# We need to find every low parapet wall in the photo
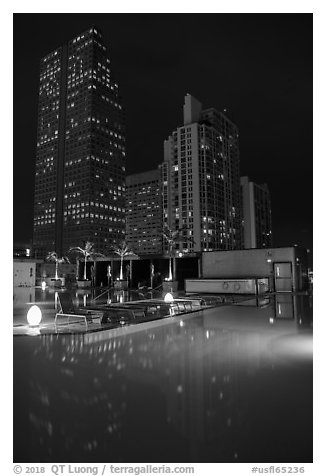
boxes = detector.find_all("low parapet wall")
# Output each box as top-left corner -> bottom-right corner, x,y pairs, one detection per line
185,278 -> 269,295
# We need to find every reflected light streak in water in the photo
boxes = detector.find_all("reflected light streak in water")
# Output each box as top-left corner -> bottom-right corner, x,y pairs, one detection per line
269,334 -> 313,360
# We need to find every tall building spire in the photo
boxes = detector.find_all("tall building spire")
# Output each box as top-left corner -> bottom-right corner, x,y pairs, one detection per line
183,94 -> 202,125
241,176 -> 272,249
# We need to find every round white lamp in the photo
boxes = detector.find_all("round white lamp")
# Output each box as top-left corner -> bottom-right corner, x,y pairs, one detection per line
164,292 -> 174,303
27,305 -> 42,327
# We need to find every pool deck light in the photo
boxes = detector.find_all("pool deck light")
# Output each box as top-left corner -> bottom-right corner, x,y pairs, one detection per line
27,305 -> 42,327
164,292 -> 174,303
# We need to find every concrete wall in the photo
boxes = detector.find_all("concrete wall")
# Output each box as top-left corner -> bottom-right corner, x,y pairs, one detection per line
36,263 -> 77,279
201,247 -> 308,292
202,248 -> 293,277
13,287 -> 36,307
13,261 -> 36,287
186,278 -> 269,294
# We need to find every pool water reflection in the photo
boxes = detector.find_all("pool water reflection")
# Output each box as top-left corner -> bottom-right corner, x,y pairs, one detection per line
13,292 -> 312,463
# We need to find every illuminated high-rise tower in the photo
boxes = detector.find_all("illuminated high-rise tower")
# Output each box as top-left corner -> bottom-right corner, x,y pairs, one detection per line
162,94 -> 242,254
126,169 -> 162,255
33,27 -> 126,258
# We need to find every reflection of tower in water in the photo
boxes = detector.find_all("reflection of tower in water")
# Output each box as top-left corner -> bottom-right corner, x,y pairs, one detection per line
163,320 -> 257,462
20,319 -> 268,462
17,334 -> 128,462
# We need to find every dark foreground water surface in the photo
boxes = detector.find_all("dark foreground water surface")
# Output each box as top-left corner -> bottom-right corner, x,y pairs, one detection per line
13,291 -> 312,463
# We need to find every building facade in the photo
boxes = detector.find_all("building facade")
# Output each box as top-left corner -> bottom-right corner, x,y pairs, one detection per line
33,27 -> 126,258
126,169 -> 162,255
161,94 -> 242,254
241,176 -> 272,248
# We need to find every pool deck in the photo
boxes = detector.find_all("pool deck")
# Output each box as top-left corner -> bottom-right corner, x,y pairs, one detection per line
13,294 -> 251,336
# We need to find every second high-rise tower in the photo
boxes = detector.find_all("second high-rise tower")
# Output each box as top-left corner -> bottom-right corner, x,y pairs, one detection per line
161,94 -> 242,254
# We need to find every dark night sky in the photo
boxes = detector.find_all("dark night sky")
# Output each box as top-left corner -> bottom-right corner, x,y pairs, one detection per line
13,13 -> 312,252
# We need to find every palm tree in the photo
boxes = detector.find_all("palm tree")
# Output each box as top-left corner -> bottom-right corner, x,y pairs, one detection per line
69,241 -> 104,280
46,251 -> 70,280
162,225 -> 194,281
111,240 -> 137,280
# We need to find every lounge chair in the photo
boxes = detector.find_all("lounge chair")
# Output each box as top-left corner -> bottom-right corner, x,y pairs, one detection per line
55,291 -> 102,325
100,304 -> 146,324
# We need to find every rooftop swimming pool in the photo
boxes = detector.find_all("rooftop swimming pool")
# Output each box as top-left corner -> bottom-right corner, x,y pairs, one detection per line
13,287 -> 312,463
